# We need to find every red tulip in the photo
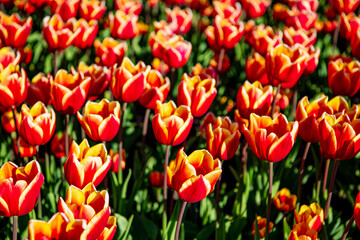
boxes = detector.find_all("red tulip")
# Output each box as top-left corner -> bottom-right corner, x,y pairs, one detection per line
285,9 -> 317,30
94,37 -> 127,67
18,46 -> 32,65
273,3 -> 288,22
351,31 -> 360,60
273,188 -> 297,212
303,46 -> 320,77
245,52 -> 269,85
330,0 -> 360,14
213,1 -> 241,22
289,0 -> 319,11
115,0 -> 143,15
283,27 -> 317,48
0,47 -> 20,71
50,132 -> 71,158
209,52 -> 231,74
252,216 -> 274,238
0,12 -> 32,48
66,18 -> 99,49
295,202 -> 324,232
189,63 -> 217,81
339,13 -> 360,40
0,160 -> 44,217
109,149 -> 126,173
288,223 -> 319,240
109,10 -> 139,40
354,189 -> 360,229
28,213 -> 69,240
240,0 -> 271,19
1,108 -> 20,133
79,0 -> 107,21
165,7 -> 193,35
26,73 -> 52,106
149,171 -> 164,188
48,0 -> 80,21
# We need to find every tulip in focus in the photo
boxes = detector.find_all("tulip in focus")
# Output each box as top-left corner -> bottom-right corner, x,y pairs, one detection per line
150,171 -> 164,188
28,212 -> 69,240
64,139 -> 112,188
288,223 -> 318,240
79,0 -> 107,21
152,101 -> 193,146
66,18 -> 99,49
273,188 -> 297,212
0,12 -> 32,48
167,148 -> 222,202
295,202 -> 324,232
252,216 -> 274,238
0,160 -> 44,217
77,99 -> 121,141
94,37 -> 127,67
48,0 -> 80,21
240,0 -> 271,19
109,10 -> 139,40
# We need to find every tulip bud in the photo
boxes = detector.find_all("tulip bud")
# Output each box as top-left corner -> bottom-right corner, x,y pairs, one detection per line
149,171 -> 164,188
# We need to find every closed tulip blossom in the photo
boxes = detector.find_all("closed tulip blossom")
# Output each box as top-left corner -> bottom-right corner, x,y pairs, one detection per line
26,73 -> 52,106
66,18 -> 99,49
235,81 -> 273,127
152,101 -> 193,146
139,69 -> 170,110
330,0 -> 360,14
285,9 -> 317,30
288,223 -> 318,240
94,37 -> 127,67
19,102 -> 56,146
50,69 -> 91,115
177,73 -> 217,117
115,0 -> 143,15
266,44 -> 309,89
295,202 -> 324,232
0,160 -> 44,217
273,188 -> 297,212
109,149 -> 126,173
0,64 -> 28,110
57,183 -> 116,239
64,139 -> 112,188
241,113 -> 299,162
245,52 -> 269,85
213,1 -> 242,22
240,0 -> 271,19
1,108 -> 20,133
252,216 -> 274,238
209,53 -> 231,74
167,148 -> 222,203
77,99 -> 121,141
351,31 -> 360,61
206,116 -> 241,160
48,0 -> 80,21
0,12 -> 32,48
109,10 -> 139,40
340,13 -> 360,40
42,14 -> 80,52
111,57 -> 150,103
165,7 -> 193,35
205,15 -> 244,52
150,171 -> 164,188
0,47 -> 20,71
283,27 -> 317,48
79,0 -> 107,21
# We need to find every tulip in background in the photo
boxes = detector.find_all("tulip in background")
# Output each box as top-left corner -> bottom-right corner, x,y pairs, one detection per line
51,132 -> 71,159
94,37 -> 127,67
288,223 -> 318,240
14,137 -> 37,158
330,0 -> 360,14
109,10 -> 140,40
339,13 -> 360,40
109,149 -> 126,173
48,0 -> 80,21
245,52 -> 269,85
1,108 -> 20,133
66,18 -> 99,49
115,0 -> 143,15
0,12 -> 32,48
149,171 -> 164,188
273,188 -> 297,212
26,73 -> 52,106
283,27 -> 317,48
295,203 -> 324,232
213,1 -> 242,22
79,0 -> 107,21
252,216 -> 274,239
0,47 -> 20,71
64,139 -> 111,188
165,7 -> 193,35
240,0 -> 270,19
354,190 -> 360,229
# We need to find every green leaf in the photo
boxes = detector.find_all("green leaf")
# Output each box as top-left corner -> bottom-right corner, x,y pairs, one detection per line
254,217 -> 260,240
166,200 -> 182,240
283,218 -> 291,240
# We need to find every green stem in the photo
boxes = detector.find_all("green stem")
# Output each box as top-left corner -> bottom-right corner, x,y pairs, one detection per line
175,201 -> 188,240
265,162 -> 273,240
325,160 -> 339,220
118,102 -> 127,182
65,114 -> 69,158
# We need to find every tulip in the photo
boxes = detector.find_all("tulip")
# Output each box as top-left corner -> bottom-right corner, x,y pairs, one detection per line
245,52 -> 269,85
26,73 -> 52,106
79,0 -> 107,21
18,102 -> 56,146
94,37 -> 127,67
330,0 -> 360,14
189,63 -> 217,80
1,108 -> 20,133
265,44 -> 309,89
273,188 -> 297,212
167,148 -> 222,203
48,0 -> 80,21
245,21 -> 282,56
0,47 -> 20,71
109,10 -> 139,40
77,99 -> 121,141
28,212 -> 69,240
151,58 -> 170,75
51,132 -> 71,158
327,55 -> 360,97
109,149 -> 126,173
322,20 -> 338,34
18,46 -> 32,64
235,81 -> 273,127
64,139 -> 112,188
139,69 -> 170,110
241,113 -> 299,162
303,46 -> 320,77
57,183 -> 116,239
66,18 -> 99,49
285,9 -> 317,30
283,27 -> 317,48
165,7 -> 193,35
288,223 -> 318,240
252,216 -> 274,238
289,0 -> 319,11
74,62 -> 110,100
240,0 -> 271,19
295,202 -> 324,232
0,64 -> 28,110
205,15 -> 244,52
115,0 -> 143,15
354,190 -> 360,229
199,112 -> 218,138
206,116 -> 241,160
272,3 -> 288,22
209,52 -> 231,74
14,137 -> 37,158
111,57 -> 150,103
50,69 -> 91,115
339,13 -> 360,40
0,12 -> 32,48
213,1 -> 242,22
150,171 -> 164,188
0,160 -> 44,217
152,101 -> 193,146
42,14 -> 80,51
351,31 -> 360,60
177,73 -> 217,117
14,0 -> 36,14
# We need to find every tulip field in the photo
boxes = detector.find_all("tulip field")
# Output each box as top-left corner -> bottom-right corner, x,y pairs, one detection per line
3,0 -> 360,239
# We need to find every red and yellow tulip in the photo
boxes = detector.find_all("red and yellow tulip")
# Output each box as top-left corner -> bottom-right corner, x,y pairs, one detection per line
295,202 -> 324,232
79,0 -> 107,21
0,12 -> 32,48
109,10 -> 139,40
94,37 -> 127,67
252,216 -> 274,238
273,188 -> 297,212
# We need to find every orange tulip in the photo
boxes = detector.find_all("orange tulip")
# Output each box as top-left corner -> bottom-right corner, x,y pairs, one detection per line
252,216 -> 274,238
354,189 -> 360,229
330,0 -> 360,14
177,73 -> 217,117
339,13 -> 360,40
50,132 -> 71,158
1,108 -> 20,133
94,37 -> 127,67
295,202 -> 324,232
241,113 -> 299,162
273,188 -> 297,212
0,47 -> 20,71
328,55 -> 360,97
288,223 -> 319,240
0,12 -> 32,48
77,99 -> 121,141
109,10 -> 139,40
57,183 -> 116,239
26,73 -> 52,106
150,171 -> 164,188
152,100 -> 193,146
66,18 -> 99,49
206,116 -> 240,160
50,69 -> 91,115
48,0 -> 80,21
28,212 -> 69,240
64,139 -> 111,188
213,1 -> 242,22
115,0 -> 143,15
139,69 -> 170,110
235,81 -> 273,127
42,14 -> 80,51
109,149 -> 126,173
165,7 -> 193,35
209,52 -> 231,74
167,148 -> 222,203
351,31 -> 360,60
205,15 -> 244,52
79,0 -> 107,21
265,44 -> 308,89
0,64 -> 28,110
14,137 -> 37,158
73,62 -> 110,100
245,52 -> 269,85
0,160 -> 44,217
240,0 -> 271,19
111,57 -> 150,103
283,27 -> 317,48
19,102 -> 56,146
285,9 -> 317,30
